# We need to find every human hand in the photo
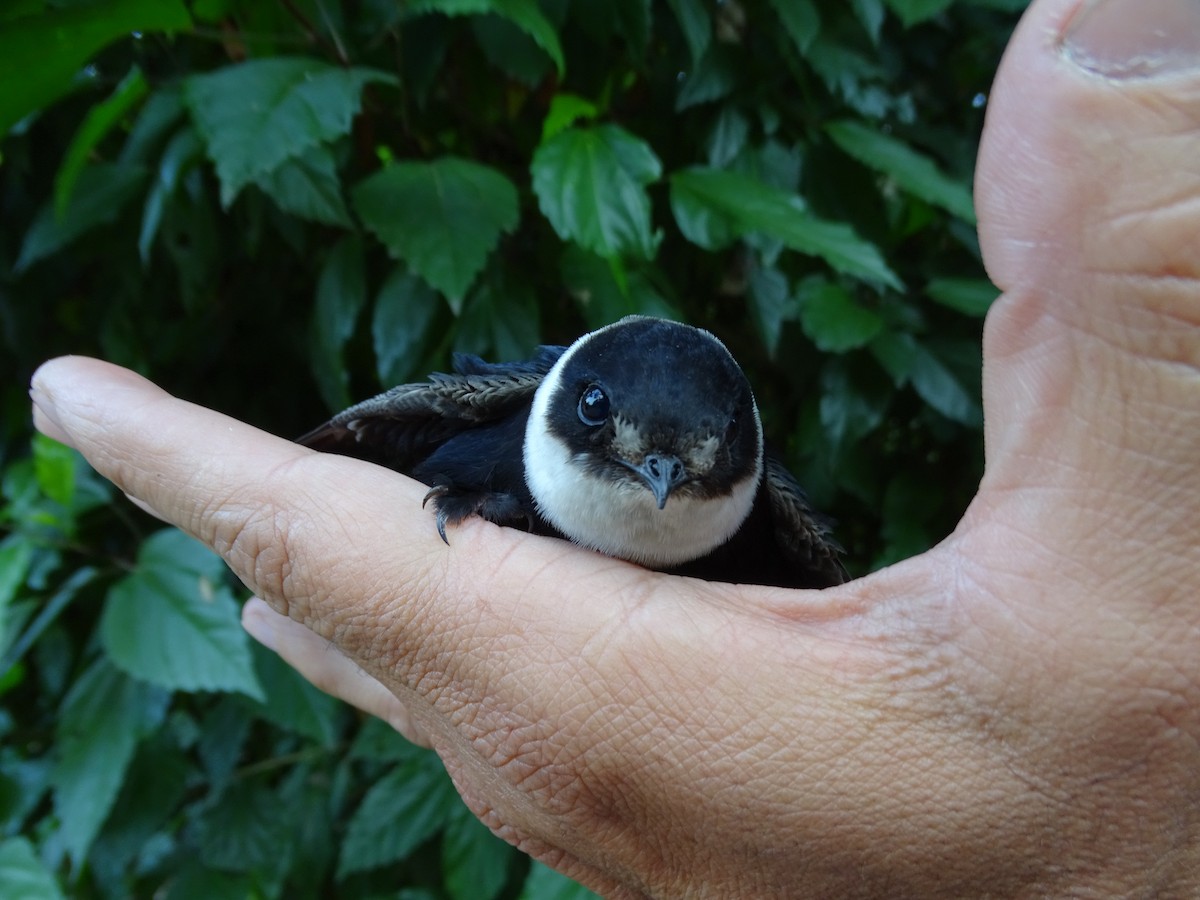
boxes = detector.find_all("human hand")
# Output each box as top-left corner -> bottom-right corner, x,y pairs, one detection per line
29,0 -> 1200,895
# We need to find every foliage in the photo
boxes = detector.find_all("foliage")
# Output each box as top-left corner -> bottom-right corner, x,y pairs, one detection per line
0,0 -> 1025,896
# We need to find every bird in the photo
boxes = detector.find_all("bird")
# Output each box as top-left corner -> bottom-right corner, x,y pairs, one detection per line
297,315 -> 847,589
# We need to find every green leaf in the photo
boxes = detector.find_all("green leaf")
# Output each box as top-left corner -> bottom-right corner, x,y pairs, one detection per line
275,775 -> 336,893
373,268 -> 444,386
884,0 -> 955,27
192,782 -> 295,872
442,801 -> 513,900
253,144 -> 352,227
669,167 -> 902,288
0,537 -> 35,657
453,275 -> 540,361
559,246 -> 675,330
138,125 -> 204,262
675,46 -> 738,111
870,332 -> 982,426
799,281 -> 885,352
248,642 -> 343,745
541,93 -> 599,143
612,0 -> 652,58
925,277 -> 998,317
338,751 -> 459,878
27,435 -> 110,528
519,860 -> 601,899
16,162 -> 148,271
819,358 -> 893,456
55,65 -> 149,217
851,0 -> 886,42
89,737 -> 191,886
162,864 -> 254,900
32,434 -> 76,508
310,235 -> 368,411
196,697 -> 252,789
184,58 -> 397,206
805,38 -> 890,117
52,659 -> 170,867
748,265 -> 790,355
0,747 -> 54,837
0,0 -> 42,23
0,568 -> 97,677
668,175 -> 739,251
119,85 -> 185,166
664,0 -> 711,66
826,120 -> 976,223
768,0 -> 820,54
704,106 -> 750,169
0,836 -> 65,900
354,158 -> 520,302
0,0 -> 191,137
100,529 -> 265,701
879,470 -> 941,564
532,124 -> 662,261
471,14 -> 553,87
409,0 -> 565,76
349,717 -> 427,763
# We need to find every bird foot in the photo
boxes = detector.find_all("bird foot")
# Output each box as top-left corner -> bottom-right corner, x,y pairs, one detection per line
421,485 -> 531,545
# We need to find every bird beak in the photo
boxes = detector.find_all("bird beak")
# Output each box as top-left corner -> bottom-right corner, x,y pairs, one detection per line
631,453 -> 688,509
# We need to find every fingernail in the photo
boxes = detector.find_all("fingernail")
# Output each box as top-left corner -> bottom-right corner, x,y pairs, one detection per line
1064,0 -> 1200,78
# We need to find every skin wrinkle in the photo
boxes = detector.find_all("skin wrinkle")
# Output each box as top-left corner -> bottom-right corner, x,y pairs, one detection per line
938,549 -> 1114,794
208,459 -> 340,601
440,761 -> 627,897
585,614 -> 998,897
1103,177 -> 1200,240
1097,276 -> 1200,369
549,625 -> 786,883
1069,280 -> 1200,373
441,635 -> 611,821
981,298 -> 1081,471
948,567 -> 1200,884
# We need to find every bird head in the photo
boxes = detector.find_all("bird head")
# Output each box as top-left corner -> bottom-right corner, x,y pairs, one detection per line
524,316 -> 764,566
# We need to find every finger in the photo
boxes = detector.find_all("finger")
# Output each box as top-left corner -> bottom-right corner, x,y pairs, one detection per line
30,357 -> 643,892
29,356 -> 960,896
242,598 -> 432,747
969,0 -> 1200,601
978,0 -> 1200,291
31,358 -> 495,631
26,356 -> 730,724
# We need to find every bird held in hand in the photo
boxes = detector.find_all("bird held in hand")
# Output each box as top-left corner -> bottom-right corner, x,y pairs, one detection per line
298,316 -> 846,589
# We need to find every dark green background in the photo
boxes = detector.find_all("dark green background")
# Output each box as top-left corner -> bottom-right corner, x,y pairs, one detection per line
0,0 -> 1025,896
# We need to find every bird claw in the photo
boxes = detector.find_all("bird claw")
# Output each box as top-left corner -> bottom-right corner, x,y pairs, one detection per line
422,484 -> 528,545
422,485 -> 453,544
422,484 -> 449,509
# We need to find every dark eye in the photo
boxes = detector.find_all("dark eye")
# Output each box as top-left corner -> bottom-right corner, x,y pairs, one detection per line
577,384 -> 610,426
724,417 -> 739,444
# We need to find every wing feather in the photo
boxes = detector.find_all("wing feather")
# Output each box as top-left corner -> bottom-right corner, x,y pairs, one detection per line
297,345 -> 566,469
763,458 -> 848,586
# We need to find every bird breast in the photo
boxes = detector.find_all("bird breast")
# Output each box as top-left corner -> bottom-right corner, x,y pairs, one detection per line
523,420 -> 760,567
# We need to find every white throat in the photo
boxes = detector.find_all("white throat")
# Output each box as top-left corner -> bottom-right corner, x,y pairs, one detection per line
523,327 -> 762,567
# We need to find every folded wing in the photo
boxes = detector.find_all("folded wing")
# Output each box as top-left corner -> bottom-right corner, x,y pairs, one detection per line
297,346 -> 566,470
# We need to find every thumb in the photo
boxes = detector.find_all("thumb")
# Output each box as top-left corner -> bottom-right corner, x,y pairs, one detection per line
970,0 -> 1200,602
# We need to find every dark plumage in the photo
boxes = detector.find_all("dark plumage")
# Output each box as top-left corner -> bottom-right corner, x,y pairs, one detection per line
298,316 -> 846,589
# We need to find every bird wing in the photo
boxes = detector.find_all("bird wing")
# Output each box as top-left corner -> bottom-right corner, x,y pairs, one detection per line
763,458 -> 849,586
297,345 -> 567,469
